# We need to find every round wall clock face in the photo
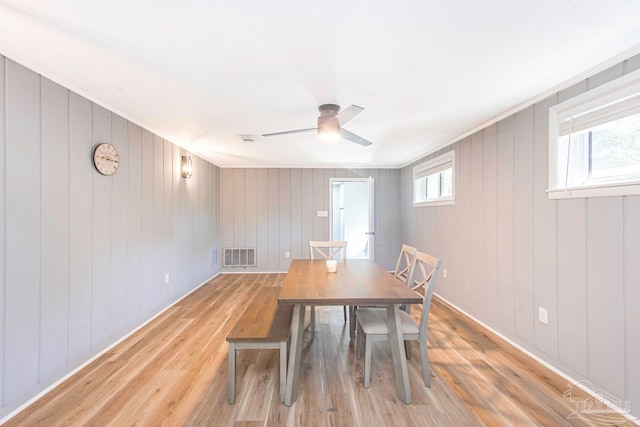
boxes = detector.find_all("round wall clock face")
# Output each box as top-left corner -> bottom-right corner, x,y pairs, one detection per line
93,143 -> 120,176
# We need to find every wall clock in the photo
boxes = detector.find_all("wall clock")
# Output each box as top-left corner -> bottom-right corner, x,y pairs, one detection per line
93,143 -> 120,176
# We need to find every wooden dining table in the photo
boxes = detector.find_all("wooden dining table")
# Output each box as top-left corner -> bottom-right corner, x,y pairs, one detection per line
278,259 -> 422,406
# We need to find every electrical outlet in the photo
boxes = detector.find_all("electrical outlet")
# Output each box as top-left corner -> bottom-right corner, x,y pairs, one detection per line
285,251 -> 290,258
443,269 -> 448,279
165,273 -> 170,284
538,307 -> 548,324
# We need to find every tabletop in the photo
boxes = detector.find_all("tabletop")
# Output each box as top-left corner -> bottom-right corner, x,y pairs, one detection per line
278,259 -> 422,306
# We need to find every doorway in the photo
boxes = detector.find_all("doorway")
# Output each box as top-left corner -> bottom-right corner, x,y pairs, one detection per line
329,177 -> 374,260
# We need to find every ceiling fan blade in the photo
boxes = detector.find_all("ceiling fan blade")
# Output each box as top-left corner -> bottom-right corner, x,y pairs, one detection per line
341,128 -> 372,146
336,105 -> 364,125
262,128 -> 317,137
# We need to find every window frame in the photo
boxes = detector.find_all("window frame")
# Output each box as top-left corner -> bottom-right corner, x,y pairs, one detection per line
413,150 -> 455,207
548,68 -> 640,200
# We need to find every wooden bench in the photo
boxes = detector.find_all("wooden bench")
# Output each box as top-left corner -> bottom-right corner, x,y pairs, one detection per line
226,287 -> 292,404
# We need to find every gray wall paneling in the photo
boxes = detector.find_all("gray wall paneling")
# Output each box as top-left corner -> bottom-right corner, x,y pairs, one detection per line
482,124 -> 498,328
586,198 -> 625,397
40,78 -> 70,385
5,60 -> 41,403
513,106 -> 535,344
220,167 -> 401,272
626,196 -> 640,408
532,95 -> 558,359
127,123 -> 142,327
399,58 -> 639,414
496,116 -> 515,333
0,56 -> 5,408
0,57 -> 220,418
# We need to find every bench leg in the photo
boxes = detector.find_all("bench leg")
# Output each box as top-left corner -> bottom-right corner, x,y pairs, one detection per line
279,341 -> 287,403
310,305 -> 315,338
228,342 -> 236,404
285,304 -> 305,406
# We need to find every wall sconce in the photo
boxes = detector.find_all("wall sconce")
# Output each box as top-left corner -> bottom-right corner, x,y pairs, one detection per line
182,156 -> 193,179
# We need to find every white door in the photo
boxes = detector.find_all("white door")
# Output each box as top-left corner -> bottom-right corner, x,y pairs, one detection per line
329,177 -> 374,260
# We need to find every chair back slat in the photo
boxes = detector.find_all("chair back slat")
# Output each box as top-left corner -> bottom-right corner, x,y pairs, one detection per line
309,241 -> 347,260
394,244 -> 417,285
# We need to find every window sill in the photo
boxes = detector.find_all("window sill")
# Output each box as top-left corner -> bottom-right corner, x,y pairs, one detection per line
547,181 -> 640,199
413,199 -> 456,207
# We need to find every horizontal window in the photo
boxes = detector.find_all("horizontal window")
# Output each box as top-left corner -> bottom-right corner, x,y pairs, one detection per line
413,150 -> 455,206
549,68 -> 640,199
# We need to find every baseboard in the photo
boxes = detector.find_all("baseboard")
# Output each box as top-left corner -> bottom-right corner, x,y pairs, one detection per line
433,292 -> 639,426
220,270 -> 288,274
0,272 -> 221,425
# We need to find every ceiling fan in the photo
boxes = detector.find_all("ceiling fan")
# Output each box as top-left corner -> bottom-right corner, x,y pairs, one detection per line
262,104 -> 372,146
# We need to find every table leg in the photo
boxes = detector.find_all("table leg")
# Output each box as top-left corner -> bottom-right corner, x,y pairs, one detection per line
386,303 -> 412,404
285,304 -> 305,406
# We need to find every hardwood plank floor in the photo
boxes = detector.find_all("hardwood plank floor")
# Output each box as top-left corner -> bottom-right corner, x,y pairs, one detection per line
5,273 -> 633,426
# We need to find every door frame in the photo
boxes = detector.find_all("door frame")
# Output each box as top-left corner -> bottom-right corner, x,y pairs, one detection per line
328,177 -> 375,260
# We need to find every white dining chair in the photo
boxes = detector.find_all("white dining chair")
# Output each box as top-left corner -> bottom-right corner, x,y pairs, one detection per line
355,251 -> 441,388
309,241 -> 348,337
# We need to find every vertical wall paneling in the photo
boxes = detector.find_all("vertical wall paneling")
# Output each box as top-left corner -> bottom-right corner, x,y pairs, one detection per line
163,140 -> 172,300
220,167 -> 401,272
126,123 -> 142,326
267,169 -> 280,269
300,169 -> 313,257
482,124 -> 498,327
512,106 -> 535,344
40,78 -> 70,384
233,168 -> 245,248
171,146 -> 181,298
220,168 -> 234,250
279,169 -> 291,271
586,198 -> 625,397
457,138 -> 472,311
68,92 -> 93,365
557,199 -> 587,375
5,60 -> 41,403
91,104 -> 113,351
532,96 -> 558,358
311,169 -> 324,240
245,169 -> 257,252
626,196 -> 640,405
289,169 -> 302,260
139,130 -> 154,318
256,169 -> 268,269
469,132 -> 484,317
152,135 -> 164,310
110,115 -> 128,338
0,56 -> 5,407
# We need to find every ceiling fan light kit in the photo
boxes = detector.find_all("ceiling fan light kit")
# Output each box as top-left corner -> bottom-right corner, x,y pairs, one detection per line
317,104 -> 341,141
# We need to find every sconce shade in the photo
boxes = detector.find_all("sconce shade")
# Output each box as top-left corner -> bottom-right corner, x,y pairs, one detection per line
182,156 -> 193,178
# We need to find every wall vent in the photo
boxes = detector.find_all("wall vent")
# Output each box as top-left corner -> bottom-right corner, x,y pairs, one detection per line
223,248 -> 256,267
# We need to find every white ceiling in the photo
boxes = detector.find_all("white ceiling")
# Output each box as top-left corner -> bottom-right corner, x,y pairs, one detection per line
2,1 -> 640,168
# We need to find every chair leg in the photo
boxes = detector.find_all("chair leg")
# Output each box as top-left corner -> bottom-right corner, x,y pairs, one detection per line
343,305 -> 347,322
420,335 -> 430,387
228,342 -> 236,404
349,306 -> 357,339
364,334 -> 373,388
405,340 -> 411,360
310,306 -> 315,339
356,321 -> 364,360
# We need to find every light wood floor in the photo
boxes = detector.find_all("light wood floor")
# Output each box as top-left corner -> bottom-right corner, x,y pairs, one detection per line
5,273 -> 633,426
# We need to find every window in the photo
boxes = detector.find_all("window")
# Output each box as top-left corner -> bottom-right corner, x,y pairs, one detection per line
413,150 -> 455,206
548,68 -> 640,199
